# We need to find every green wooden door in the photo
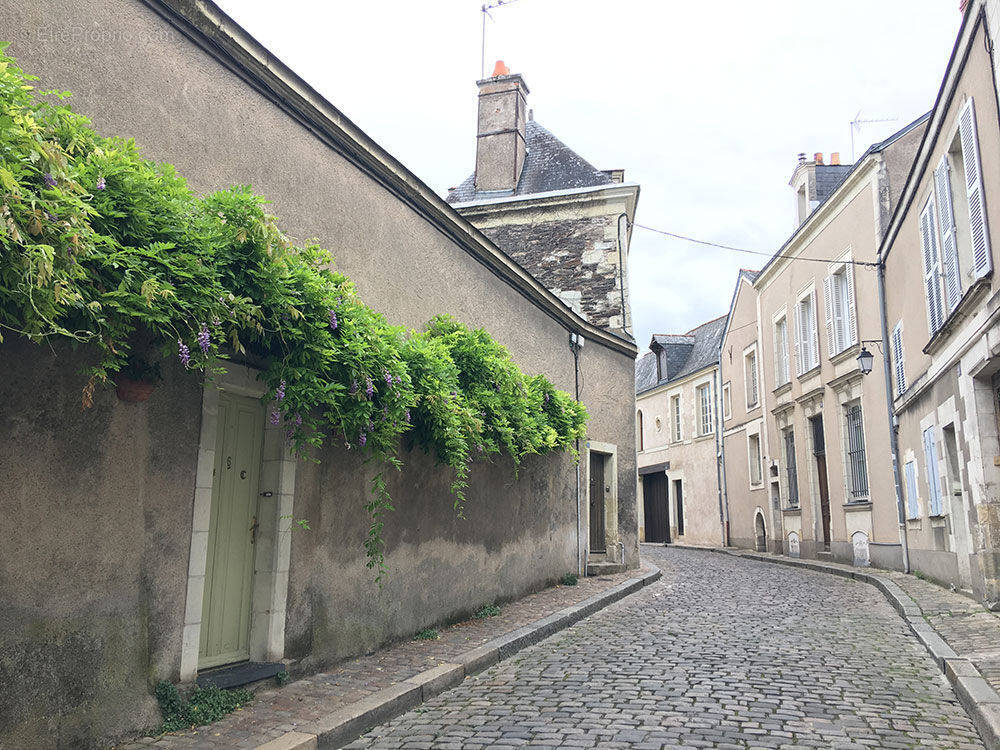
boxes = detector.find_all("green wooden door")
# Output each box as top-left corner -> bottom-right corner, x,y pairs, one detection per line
199,391 -> 264,669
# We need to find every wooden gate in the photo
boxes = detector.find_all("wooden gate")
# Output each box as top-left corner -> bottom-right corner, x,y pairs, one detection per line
642,473 -> 669,543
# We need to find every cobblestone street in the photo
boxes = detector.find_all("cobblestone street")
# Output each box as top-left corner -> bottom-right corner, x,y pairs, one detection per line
351,547 -> 985,749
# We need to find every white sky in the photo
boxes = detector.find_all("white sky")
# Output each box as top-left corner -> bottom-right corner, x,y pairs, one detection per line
215,0 -> 962,353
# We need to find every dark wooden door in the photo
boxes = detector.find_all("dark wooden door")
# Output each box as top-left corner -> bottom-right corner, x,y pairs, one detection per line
642,473 -> 669,543
589,452 -> 606,552
811,414 -> 831,550
674,479 -> 685,537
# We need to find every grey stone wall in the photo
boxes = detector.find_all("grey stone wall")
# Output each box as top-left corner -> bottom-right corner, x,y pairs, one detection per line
479,215 -> 627,331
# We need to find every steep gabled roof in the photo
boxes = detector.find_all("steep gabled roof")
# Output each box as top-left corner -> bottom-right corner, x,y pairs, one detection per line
635,315 -> 728,395
446,120 -> 613,204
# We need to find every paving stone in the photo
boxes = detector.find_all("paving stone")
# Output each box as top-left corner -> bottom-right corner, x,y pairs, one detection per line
353,547 -> 985,748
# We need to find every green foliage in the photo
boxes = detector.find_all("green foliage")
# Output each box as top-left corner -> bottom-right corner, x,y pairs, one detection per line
154,680 -> 252,733
473,603 -> 501,619
560,572 -> 578,586
275,670 -> 291,687
0,48 -> 588,577
414,627 -> 439,640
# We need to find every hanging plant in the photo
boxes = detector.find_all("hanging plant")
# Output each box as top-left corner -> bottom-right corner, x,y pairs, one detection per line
0,46 -> 588,580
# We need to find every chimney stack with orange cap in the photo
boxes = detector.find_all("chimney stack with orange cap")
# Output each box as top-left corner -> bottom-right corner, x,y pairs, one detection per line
474,60 -> 529,192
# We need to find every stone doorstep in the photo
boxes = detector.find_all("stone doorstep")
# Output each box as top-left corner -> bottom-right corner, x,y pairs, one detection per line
253,567 -> 662,750
706,547 -> 1000,750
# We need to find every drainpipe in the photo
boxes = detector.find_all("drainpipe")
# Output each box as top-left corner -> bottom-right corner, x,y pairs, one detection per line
877,259 -> 911,573
713,367 -> 728,546
616,213 -> 630,335
571,331 -> 584,576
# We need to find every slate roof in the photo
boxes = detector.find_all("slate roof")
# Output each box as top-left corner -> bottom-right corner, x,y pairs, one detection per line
815,165 -> 853,204
635,315 -> 728,395
446,120 -> 614,204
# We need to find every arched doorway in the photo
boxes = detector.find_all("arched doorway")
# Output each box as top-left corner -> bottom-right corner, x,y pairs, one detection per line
754,511 -> 767,552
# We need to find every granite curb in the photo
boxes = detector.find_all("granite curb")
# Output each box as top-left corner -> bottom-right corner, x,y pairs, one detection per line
256,566 -> 662,749
704,546 -> 1000,749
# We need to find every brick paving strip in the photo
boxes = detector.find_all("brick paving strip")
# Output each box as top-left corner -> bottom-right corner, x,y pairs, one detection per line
705,545 -> 1000,748
120,565 -> 660,750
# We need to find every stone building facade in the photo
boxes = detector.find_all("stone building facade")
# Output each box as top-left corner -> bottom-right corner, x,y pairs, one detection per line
0,3 -> 639,747
635,317 -> 728,548
446,67 -> 639,336
882,0 -> 1000,604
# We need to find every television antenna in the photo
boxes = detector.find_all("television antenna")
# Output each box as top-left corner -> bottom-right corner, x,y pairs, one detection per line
850,110 -> 899,161
481,0 -> 520,78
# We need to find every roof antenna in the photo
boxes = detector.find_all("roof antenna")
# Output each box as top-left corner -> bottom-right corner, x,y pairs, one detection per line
849,110 -> 899,161
481,0 -> 520,79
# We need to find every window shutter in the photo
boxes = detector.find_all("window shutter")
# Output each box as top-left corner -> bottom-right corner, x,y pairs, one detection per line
793,303 -> 802,375
923,426 -> 942,516
823,275 -> 837,357
920,199 -> 945,334
959,97 -> 992,278
891,322 -> 906,397
809,292 -> 819,370
904,461 -> 919,519
781,323 -> 789,383
935,156 -> 962,311
845,266 -> 858,347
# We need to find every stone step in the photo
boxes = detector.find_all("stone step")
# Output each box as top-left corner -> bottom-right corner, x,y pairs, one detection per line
586,561 -> 626,577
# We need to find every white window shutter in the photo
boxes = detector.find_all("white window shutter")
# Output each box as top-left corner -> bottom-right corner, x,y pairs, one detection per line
891,322 -> 906,397
959,97 -> 992,279
923,426 -> 942,516
935,156 -> 962,311
920,199 -> 945,334
809,292 -> 819,370
793,303 -> 802,375
845,266 -> 858,347
823,275 -> 837,357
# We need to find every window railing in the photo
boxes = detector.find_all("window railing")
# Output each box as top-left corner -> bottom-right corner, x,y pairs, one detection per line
846,404 -> 869,499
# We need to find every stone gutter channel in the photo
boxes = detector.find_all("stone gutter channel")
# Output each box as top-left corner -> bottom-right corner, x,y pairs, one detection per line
690,545 -> 1000,749
255,567 -> 662,750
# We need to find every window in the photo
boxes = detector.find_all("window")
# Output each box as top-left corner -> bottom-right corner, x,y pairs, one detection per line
774,315 -> 790,386
671,395 -> 681,442
921,97 -> 993,336
722,382 -> 732,419
697,383 -> 713,435
904,460 -> 920,519
794,290 -> 819,374
923,426 -> 943,516
636,410 -> 643,452
783,428 -> 799,507
748,432 -> 763,486
745,349 -> 759,408
844,402 -> 869,500
891,321 -> 906,397
823,262 -> 857,357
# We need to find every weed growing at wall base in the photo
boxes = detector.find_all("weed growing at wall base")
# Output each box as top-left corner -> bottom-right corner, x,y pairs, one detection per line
154,680 -> 252,733
0,47 -> 588,579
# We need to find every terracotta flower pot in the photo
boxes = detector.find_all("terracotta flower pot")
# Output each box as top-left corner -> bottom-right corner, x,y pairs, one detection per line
115,376 -> 156,403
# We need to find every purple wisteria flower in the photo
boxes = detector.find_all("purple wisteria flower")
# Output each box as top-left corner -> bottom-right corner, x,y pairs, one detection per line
328,309 -> 338,331
295,413 -> 302,427
358,432 -> 367,447
349,379 -> 359,395
394,375 -> 402,386
270,409 -> 281,426
44,211 -> 56,222
42,173 -> 56,188
276,379 -> 286,402
196,323 -> 211,354
177,339 -> 190,367
365,377 -> 374,398
95,176 -> 106,191
211,317 -> 221,327
404,408 -> 411,423
367,420 -> 374,432
384,370 -> 393,386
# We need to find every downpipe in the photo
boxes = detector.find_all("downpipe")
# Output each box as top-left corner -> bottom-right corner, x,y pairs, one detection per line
571,331 -> 584,577
877,259 -> 910,573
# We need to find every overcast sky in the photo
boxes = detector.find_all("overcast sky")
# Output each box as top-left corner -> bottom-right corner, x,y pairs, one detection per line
215,0 -> 961,353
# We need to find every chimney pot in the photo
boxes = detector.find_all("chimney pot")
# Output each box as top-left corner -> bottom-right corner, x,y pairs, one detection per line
798,152 -> 806,163
492,60 -> 510,77
830,152 -> 841,165
814,152 -> 824,164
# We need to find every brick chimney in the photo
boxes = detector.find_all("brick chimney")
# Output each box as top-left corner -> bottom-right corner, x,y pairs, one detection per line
475,60 -> 529,192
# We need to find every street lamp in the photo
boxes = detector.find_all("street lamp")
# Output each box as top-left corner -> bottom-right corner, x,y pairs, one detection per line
857,346 -> 874,375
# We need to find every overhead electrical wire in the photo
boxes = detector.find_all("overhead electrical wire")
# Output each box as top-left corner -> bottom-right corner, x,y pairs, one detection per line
631,222 -> 880,268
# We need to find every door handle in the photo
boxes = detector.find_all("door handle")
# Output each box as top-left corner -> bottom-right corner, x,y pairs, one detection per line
250,515 -> 259,545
